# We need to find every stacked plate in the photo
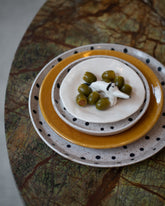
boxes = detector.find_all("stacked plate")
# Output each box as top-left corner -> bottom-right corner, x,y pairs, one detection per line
51,55 -> 150,136
29,43 -> 165,167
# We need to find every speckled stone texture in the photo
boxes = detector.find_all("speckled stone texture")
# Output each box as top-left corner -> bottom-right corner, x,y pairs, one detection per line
5,0 -> 165,205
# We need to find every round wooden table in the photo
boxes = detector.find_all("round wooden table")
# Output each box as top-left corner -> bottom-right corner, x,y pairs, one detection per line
5,0 -> 165,205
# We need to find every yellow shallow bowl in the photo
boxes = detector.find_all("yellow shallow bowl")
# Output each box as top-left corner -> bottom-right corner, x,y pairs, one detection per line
39,50 -> 164,149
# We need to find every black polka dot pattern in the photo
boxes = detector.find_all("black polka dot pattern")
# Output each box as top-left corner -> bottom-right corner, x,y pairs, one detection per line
123,48 -> 128,53
36,83 -> 40,88
146,58 -> 150,64
130,153 -> 135,157
85,122 -> 89,126
33,110 -> 37,114
57,57 -> 62,62
57,83 -> 60,88
140,108 -> 143,113
145,135 -> 150,140
157,67 -> 162,72
112,156 -> 116,160
34,96 -> 38,100
39,121 -> 43,125
95,155 -> 101,160
161,81 -> 165,86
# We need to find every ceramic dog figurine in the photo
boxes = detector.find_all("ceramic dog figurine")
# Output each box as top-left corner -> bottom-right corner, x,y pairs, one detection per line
90,81 -> 130,106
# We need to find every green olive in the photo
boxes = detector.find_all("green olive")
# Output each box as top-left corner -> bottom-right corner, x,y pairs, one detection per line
88,91 -> 100,105
76,93 -> 87,106
83,72 -> 97,83
96,97 -> 110,110
78,84 -> 92,96
121,84 -> 132,95
114,76 -> 124,89
102,70 -> 115,82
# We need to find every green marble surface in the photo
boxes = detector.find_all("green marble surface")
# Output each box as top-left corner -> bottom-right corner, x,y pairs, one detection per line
5,0 -> 165,205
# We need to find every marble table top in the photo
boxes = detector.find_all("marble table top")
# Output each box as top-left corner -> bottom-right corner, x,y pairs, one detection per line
5,0 -> 165,205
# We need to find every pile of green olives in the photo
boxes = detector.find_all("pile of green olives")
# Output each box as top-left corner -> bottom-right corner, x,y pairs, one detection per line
102,70 -> 115,82
76,72 -> 110,110
76,93 -> 87,107
83,71 -> 97,83
76,70 -> 132,110
96,98 -> 110,110
102,70 -> 132,95
76,86 -> 110,110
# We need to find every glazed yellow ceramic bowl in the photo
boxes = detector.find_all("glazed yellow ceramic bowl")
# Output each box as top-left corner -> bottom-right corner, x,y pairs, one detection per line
39,50 -> 163,149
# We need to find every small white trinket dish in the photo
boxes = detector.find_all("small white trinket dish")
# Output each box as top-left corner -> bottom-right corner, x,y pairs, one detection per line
51,56 -> 150,136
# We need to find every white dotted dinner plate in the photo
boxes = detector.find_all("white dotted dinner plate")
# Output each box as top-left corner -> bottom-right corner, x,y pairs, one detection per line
51,55 -> 150,136
29,43 -> 165,167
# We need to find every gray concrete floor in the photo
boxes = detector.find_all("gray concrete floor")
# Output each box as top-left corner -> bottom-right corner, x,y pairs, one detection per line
0,0 -> 46,205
